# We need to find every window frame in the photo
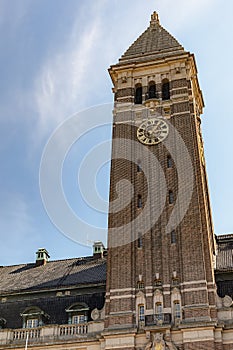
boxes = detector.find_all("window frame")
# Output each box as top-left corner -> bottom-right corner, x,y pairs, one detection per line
162,79 -> 170,100
135,85 -> 143,104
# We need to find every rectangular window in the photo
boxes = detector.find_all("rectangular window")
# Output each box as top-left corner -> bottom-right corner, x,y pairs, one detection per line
167,155 -> 173,168
72,315 -> 86,324
138,305 -> 145,321
138,234 -> 142,248
138,195 -> 142,208
137,162 -> 142,173
174,301 -> 181,319
26,318 -> 39,328
171,230 -> 176,244
155,302 -> 163,321
169,191 -> 174,204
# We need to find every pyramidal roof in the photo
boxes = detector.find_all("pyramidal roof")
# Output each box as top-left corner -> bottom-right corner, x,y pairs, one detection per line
119,12 -> 185,63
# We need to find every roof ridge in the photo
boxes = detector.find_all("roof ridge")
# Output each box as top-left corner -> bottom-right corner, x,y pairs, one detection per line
0,255 -> 95,269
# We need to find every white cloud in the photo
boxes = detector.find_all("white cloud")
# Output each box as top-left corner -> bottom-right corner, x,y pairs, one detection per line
34,4 -> 106,138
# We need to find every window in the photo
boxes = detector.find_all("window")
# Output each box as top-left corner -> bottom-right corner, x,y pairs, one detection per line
72,315 -> 87,324
138,195 -> 142,208
155,302 -> 163,321
0,318 -> 6,329
21,306 -> 47,329
137,160 -> 142,173
169,191 -> 174,204
148,82 -> 156,99
162,79 -> 170,100
135,85 -> 142,104
26,318 -> 39,328
66,303 -> 89,325
138,234 -> 143,248
174,301 -> 181,319
171,230 -> 176,244
138,305 -> 145,321
137,281 -> 144,289
167,155 -> 173,168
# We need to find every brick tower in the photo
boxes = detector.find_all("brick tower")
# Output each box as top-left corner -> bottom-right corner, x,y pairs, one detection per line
105,12 -> 218,349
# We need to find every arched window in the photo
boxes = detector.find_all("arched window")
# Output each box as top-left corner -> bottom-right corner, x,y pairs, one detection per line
66,303 -> 89,324
155,302 -> 163,321
21,307 -> 48,328
148,81 -> 156,99
169,190 -> 174,204
162,79 -> 170,100
135,85 -> 142,104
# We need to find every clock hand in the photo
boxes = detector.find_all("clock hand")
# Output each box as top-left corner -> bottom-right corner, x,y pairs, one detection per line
150,122 -> 160,135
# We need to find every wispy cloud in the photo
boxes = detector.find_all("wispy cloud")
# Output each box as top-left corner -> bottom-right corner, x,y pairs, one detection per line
34,4 -> 106,138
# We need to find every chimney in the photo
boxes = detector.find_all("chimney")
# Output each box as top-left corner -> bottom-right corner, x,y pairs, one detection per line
93,241 -> 105,259
36,248 -> 50,266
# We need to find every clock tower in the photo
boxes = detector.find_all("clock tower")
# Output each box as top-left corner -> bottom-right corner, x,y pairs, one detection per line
105,12 -> 217,349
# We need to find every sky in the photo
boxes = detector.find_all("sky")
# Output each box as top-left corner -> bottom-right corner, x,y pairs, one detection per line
0,0 -> 233,266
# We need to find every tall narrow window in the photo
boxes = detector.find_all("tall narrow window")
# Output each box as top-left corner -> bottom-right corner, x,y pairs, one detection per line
138,195 -> 142,208
171,230 -> 176,244
162,79 -> 170,100
138,304 -> 145,321
167,155 -> 173,168
138,234 -> 143,248
155,302 -> 163,321
137,160 -> 142,173
135,85 -> 142,104
174,301 -> 181,319
169,190 -> 174,204
148,82 -> 156,99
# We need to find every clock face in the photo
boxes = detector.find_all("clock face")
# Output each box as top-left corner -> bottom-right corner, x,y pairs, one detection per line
137,118 -> 169,145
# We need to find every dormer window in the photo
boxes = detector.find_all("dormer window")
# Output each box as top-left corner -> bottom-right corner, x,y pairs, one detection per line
26,318 -> 39,328
66,303 -> 89,324
72,314 -> 86,324
135,85 -> 142,104
21,307 -> 49,328
0,318 -> 6,329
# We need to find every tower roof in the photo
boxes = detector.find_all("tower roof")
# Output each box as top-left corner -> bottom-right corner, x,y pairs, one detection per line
119,12 -> 185,63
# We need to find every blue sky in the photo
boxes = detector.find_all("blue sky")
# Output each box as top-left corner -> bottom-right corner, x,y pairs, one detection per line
0,0 -> 232,266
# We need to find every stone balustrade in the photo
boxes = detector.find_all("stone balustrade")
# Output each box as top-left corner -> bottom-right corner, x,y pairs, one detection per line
0,321 -> 104,346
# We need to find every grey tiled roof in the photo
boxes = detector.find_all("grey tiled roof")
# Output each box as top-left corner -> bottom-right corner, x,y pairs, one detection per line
0,256 -> 106,294
216,234 -> 233,272
120,15 -> 184,63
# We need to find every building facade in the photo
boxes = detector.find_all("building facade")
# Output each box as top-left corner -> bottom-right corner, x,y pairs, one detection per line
0,12 -> 233,350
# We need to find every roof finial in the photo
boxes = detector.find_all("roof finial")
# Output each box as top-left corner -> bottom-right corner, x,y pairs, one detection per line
150,11 -> 160,28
